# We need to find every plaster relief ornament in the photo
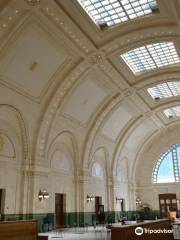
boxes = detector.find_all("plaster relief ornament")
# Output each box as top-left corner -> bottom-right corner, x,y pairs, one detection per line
87,51 -> 106,67
0,135 -> 4,152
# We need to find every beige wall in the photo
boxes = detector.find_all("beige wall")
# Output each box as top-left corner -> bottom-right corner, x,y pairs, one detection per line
1,0 -> 180,216
134,124 -> 180,210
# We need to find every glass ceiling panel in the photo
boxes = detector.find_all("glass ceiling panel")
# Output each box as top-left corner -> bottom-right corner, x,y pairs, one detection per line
164,106 -> 180,118
77,0 -> 157,27
121,42 -> 180,74
148,82 -> 180,99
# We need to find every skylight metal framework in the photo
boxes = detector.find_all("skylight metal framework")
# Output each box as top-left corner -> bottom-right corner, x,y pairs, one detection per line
121,42 -> 180,74
148,82 -> 180,99
153,142 -> 180,183
77,0 -> 157,27
164,106 -> 180,118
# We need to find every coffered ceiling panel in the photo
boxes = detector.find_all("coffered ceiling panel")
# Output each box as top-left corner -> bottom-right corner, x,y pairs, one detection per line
63,71 -> 109,125
0,23 -> 69,100
101,104 -> 134,141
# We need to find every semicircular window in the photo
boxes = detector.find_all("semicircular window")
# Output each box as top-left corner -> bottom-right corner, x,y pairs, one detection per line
153,142 -> 180,183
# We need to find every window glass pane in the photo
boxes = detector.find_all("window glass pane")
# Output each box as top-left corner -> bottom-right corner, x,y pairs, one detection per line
92,162 -> 103,177
121,42 -> 180,74
157,152 -> 175,183
177,146 -> 180,173
147,82 -> 180,100
164,106 -> 180,118
77,0 -> 157,27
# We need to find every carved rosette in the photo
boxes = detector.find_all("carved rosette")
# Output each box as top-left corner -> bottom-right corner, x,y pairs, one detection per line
122,88 -> 134,98
87,51 -> 106,67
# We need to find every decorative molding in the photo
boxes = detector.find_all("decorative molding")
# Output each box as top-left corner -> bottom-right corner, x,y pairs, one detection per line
35,62 -> 88,158
41,4 -> 91,54
87,51 -> 106,66
0,135 -> 4,152
122,88 -> 135,98
0,105 -> 29,162
82,94 -> 122,169
25,0 -> 41,6
105,29 -> 178,55
143,111 -> 154,118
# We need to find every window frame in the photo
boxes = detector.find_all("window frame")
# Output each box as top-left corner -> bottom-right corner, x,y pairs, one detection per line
153,142 -> 180,183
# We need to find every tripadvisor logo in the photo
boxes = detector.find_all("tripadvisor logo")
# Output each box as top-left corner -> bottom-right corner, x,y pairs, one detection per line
135,227 -> 173,235
135,227 -> 143,235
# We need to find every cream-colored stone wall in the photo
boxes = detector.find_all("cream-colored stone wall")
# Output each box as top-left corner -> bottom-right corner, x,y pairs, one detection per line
1,0 -> 180,217
134,124 -> 180,210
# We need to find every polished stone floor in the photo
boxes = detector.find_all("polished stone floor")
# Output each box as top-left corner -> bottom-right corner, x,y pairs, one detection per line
39,226 -> 111,240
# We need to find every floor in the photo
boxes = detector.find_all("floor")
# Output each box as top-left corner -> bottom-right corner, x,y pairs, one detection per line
39,226 -> 111,240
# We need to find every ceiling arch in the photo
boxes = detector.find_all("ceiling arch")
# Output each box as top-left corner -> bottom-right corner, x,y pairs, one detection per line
89,146 -> 108,179
47,130 -> 78,172
1,0 -> 180,188
112,116 -> 158,176
0,104 -> 29,163
134,123 -> 180,187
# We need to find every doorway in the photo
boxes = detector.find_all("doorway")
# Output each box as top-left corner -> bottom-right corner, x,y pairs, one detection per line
95,196 -> 104,224
159,193 -> 177,218
120,199 -> 125,212
0,189 -> 5,215
55,193 -> 66,227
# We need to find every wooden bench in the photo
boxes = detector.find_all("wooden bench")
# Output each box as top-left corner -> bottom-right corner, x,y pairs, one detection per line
0,220 -> 48,240
111,219 -> 174,240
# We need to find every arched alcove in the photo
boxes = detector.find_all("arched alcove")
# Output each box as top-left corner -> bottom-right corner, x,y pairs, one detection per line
38,131 -> 78,216
134,124 -> 180,210
0,105 -> 29,215
84,147 -> 108,213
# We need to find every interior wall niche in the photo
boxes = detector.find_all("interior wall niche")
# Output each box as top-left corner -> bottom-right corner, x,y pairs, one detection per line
0,133 -> 15,159
48,132 -> 76,175
50,147 -> 73,174
46,131 -> 77,213
92,162 -> 103,177
116,158 -> 128,183
0,105 -> 27,214
90,147 -> 107,179
85,147 -> 108,213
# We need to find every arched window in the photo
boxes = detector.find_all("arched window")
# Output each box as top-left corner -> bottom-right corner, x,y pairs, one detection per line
153,142 -> 180,183
92,162 -> 103,177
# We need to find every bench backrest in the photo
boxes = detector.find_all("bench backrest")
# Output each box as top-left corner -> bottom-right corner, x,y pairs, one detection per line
0,220 -> 38,240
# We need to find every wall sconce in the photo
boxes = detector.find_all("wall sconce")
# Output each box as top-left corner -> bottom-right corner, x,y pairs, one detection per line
116,197 -> 123,204
38,190 -> 49,201
86,195 -> 95,203
136,198 -> 142,205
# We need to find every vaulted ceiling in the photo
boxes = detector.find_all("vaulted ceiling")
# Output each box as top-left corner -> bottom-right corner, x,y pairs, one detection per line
1,0 -> 180,175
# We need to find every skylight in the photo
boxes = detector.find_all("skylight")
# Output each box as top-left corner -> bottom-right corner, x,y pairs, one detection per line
164,106 -> 180,118
121,42 -> 180,74
77,0 -> 157,27
148,82 -> 180,100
